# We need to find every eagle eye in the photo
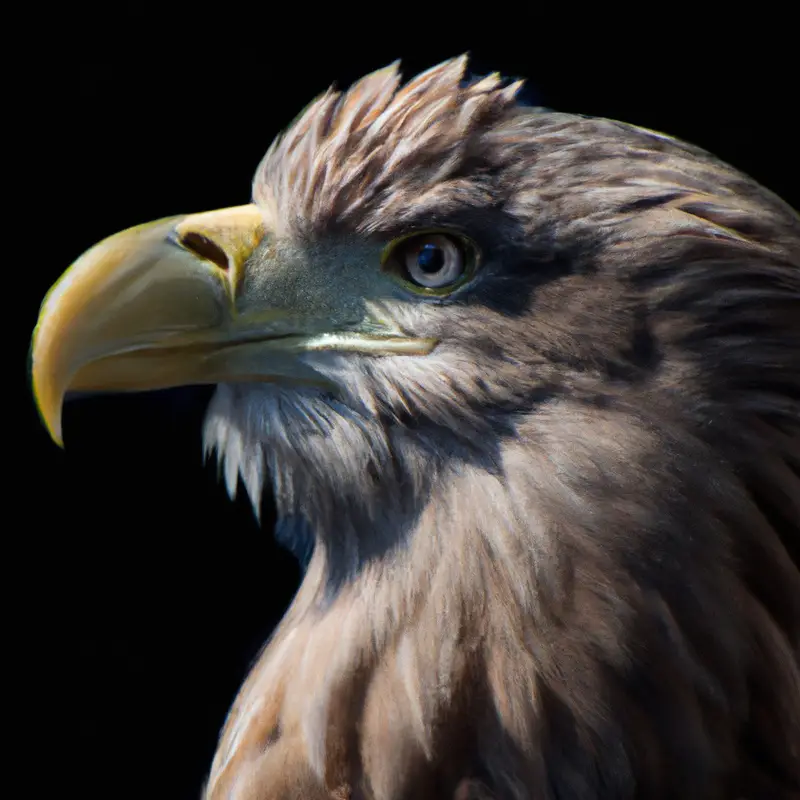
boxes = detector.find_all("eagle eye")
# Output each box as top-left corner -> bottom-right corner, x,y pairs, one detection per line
382,231 -> 478,294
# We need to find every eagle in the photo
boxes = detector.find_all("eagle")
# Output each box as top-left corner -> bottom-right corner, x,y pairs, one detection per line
31,57 -> 799,799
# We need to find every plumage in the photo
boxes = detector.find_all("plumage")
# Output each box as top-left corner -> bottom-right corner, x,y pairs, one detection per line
31,57 -> 800,799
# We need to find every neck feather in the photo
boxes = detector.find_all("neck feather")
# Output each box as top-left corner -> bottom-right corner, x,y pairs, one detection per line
204,395 -> 800,800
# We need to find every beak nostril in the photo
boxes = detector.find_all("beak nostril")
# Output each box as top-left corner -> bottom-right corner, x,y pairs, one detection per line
179,231 -> 230,271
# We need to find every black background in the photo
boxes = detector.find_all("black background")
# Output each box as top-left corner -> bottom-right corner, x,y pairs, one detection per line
15,9 -> 796,799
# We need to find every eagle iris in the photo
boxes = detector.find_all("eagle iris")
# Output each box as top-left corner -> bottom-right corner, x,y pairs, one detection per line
395,232 -> 467,289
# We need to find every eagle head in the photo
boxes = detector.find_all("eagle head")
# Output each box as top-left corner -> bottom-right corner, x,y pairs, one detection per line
31,57 -> 800,799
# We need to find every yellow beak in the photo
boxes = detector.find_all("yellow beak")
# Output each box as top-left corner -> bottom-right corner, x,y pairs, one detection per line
31,205 -> 313,446
32,204 -> 438,447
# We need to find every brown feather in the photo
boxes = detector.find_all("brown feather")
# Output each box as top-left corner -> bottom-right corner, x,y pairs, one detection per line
203,57 -> 800,799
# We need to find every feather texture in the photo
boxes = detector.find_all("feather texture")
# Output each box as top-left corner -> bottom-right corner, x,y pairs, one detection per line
202,57 -> 800,799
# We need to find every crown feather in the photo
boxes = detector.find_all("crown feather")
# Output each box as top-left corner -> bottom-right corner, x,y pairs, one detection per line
252,56 -> 523,237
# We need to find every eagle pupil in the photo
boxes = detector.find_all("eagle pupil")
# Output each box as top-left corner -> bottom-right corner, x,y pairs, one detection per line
417,243 -> 445,273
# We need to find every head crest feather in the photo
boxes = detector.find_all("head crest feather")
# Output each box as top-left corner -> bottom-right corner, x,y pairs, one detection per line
253,56 -> 523,236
